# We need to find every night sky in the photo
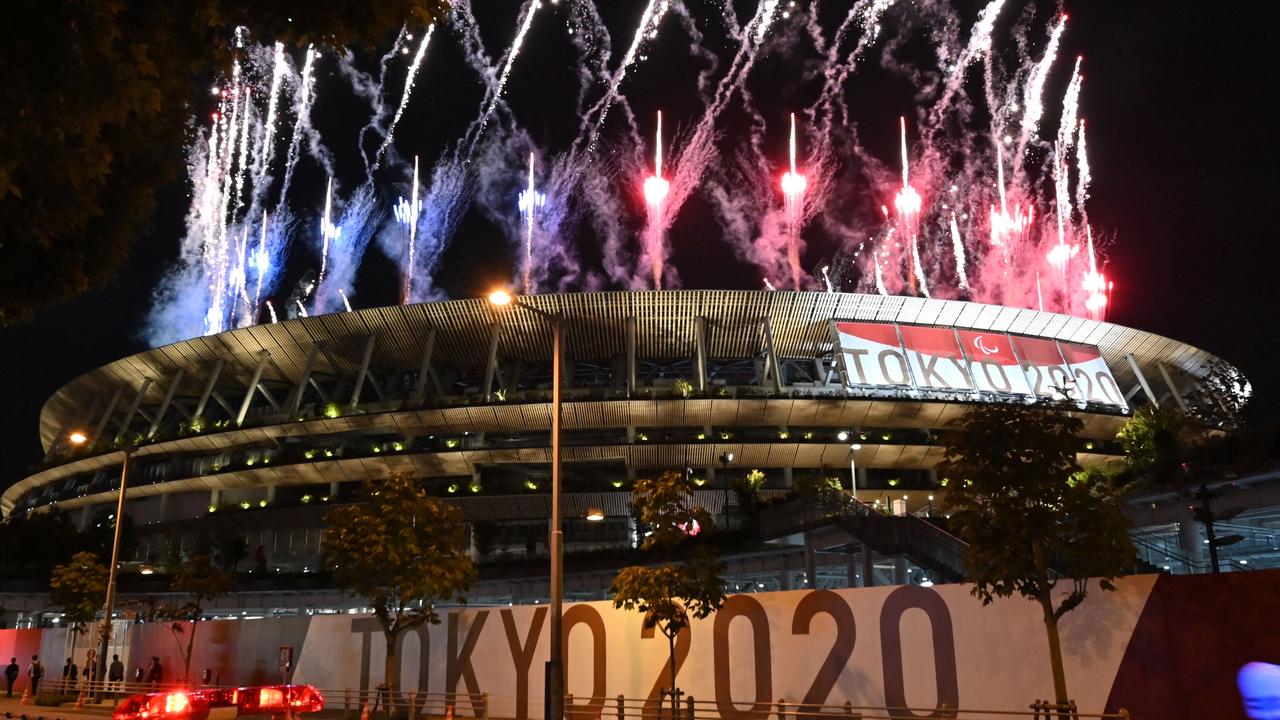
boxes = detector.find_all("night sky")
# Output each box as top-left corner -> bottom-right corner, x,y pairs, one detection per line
2,1 -> 1276,492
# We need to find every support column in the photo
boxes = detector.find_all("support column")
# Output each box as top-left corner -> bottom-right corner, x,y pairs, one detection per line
845,551 -> 858,589
761,317 -> 782,392
194,359 -> 225,420
147,369 -> 185,439
893,556 -> 909,586
1126,354 -> 1159,407
783,466 -> 795,489
861,545 -> 875,588
158,493 -> 170,523
1157,363 -> 1190,413
236,351 -> 271,427
288,344 -> 323,416
78,506 -> 92,533
803,532 -> 817,589
694,316 -> 709,393
328,480 -> 340,499
483,322 -> 502,401
117,378 -> 153,440
349,334 -> 377,410
266,485 -> 277,504
625,317 -> 638,397
410,329 -> 438,406
210,489 -> 221,508
90,387 -> 125,451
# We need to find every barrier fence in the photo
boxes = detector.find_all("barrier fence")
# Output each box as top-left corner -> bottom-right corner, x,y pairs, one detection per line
30,680 -> 1132,720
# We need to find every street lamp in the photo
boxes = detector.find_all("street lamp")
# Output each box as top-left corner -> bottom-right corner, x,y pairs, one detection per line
67,431 -> 133,700
849,444 -> 861,502
718,452 -> 733,529
488,289 -> 564,720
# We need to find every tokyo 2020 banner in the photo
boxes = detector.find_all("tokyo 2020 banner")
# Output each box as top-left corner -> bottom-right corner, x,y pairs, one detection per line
832,320 -> 1128,410
6,572 -> 1276,719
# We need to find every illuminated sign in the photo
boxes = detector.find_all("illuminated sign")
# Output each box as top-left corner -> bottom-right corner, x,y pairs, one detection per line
833,320 -> 1128,410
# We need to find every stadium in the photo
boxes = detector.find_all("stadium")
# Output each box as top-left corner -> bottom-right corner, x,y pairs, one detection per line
0,289 -> 1258,621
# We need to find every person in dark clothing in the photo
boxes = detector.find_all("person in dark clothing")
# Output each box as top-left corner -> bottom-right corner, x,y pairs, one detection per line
27,656 -> 43,696
145,657 -> 162,687
108,655 -> 125,696
4,658 -> 18,698
61,658 -> 76,694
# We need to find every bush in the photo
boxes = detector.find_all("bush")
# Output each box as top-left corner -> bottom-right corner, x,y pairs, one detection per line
34,693 -> 79,706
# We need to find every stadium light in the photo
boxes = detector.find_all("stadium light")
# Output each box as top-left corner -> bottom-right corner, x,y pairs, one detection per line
488,289 -> 514,307
68,430 -> 88,445
585,508 -> 605,522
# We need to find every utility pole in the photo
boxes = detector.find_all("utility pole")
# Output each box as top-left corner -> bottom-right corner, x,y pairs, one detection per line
1190,480 -> 1245,574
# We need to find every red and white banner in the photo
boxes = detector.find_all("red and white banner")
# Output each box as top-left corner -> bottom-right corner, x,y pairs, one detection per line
898,325 -> 973,391
835,322 -> 912,387
956,329 -> 1034,396
1012,335 -> 1074,399
1060,342 -> 1128,409
835,321 -> 1127,410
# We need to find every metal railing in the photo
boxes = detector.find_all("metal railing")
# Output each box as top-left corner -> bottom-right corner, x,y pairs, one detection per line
759,489 -> 968,583
31,681 -> 1133,720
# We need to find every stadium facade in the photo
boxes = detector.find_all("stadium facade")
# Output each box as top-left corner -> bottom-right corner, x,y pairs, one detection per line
1,290 -> 1265,621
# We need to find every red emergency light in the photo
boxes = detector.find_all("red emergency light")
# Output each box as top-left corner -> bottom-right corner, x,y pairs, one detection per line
114,684 -> 325,720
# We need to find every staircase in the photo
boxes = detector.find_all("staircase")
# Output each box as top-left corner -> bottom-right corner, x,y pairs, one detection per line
759,489 -> 969,584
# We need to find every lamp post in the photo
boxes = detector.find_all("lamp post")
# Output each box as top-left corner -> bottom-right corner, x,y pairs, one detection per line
488,290 -> 564,720
848,443 -> 861,503
67,431 -> 133,700
718,452 -> 733,529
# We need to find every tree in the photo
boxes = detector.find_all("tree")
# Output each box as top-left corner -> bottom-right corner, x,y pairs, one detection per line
49,552 -> 108,671
212,534 -> 250,572
937,404 -> 1134,708
163,553 -> 233,683
611,471 -> 726,720
0,0 -> 448,325
1115,405 -> 1189,481
324,473 -> 476,701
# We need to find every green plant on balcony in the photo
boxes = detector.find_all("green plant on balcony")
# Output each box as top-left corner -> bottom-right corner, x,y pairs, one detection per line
673,379 -> 694,398
323,402 -> 342,419
887,478 -> 900,487
468,479 -> 482,493
301,494 -> 313,504
304,449 -> 318,460
524,480 -> 539,491
495,388 -> 508,402
187,415 -> 208,434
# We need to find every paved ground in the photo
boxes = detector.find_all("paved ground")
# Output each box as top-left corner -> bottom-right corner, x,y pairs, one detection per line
0,696 -> 113,720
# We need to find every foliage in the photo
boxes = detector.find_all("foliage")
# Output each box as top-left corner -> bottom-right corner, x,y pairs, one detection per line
49,551 -> 108,630
0,0 -> 449,324
611,471 -> 725,717
938,404 -> 1134,705
471,521 -> 497,560
1116,405 -> 1188,480
324,473 -> 476,692
793,472 -> 842,497
673,379 -> 694,398
1188,358 -> 1252,429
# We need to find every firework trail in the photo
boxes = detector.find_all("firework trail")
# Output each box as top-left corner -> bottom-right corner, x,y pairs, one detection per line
373,25 -> 437,170
393,156 -> 422,302
1075,120 -> 1091,225
949,212 -> 969,290
471,0 -> 542,154
517,152 -> 547,293
892,118 -> 928,297
641,111 -> 671,288
578,0 -> 670,151
251,42 -> 287,185
1058,56 -> 1083,154
1018,14 -> 1067,154
780,113 -> 808,289
265,300 -> 278,323
277,46 -> 319,207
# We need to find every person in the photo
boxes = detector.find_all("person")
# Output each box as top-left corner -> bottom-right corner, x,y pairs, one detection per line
27,656 -> 43,696
81,654 -> 95,691
4,658 -> 18,698
145,657 -> 162,688
133,665 -> 144,687
108,655 -> 125,697
60,658 -> 76,694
